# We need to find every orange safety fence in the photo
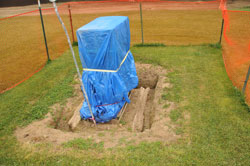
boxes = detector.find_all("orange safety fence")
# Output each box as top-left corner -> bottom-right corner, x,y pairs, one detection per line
1,0 -> 250,105
0,4 -> 73,93
220,0 -> 250,104
0,0 -> 222,94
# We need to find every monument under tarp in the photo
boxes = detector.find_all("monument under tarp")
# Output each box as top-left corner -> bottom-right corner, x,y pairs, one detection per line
76,16 -> 138,123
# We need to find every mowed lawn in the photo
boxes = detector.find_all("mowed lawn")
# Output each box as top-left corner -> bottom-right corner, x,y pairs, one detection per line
0,9 -> 221,92
0,44 -> 249,165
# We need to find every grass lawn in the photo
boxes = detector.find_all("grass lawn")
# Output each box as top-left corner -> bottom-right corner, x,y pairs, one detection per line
0,44 -> 249,165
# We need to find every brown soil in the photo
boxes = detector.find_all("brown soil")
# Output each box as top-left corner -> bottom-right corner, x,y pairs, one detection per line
15,63 -> 180,148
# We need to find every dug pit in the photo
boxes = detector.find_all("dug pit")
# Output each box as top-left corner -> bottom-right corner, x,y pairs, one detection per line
16,63 -> 179,148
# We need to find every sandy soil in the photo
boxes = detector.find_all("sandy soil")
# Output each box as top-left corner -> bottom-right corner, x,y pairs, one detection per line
15,63 -> 181,148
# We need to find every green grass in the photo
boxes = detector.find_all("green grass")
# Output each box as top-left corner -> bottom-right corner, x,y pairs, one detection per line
133,43 -> 166,47
163,103 -> 170,109
63,138 -> 104,151
169,109 -> 183,122
0,44 -> 249,165
232,6 -> 250,11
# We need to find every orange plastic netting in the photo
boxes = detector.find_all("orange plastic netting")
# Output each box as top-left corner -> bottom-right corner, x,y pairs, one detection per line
220,0 -> 250,104
0,0 -> 249,105
0,0 -> 221,93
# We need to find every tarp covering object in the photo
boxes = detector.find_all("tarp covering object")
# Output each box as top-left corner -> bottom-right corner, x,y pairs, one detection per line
76,16 -> 138,123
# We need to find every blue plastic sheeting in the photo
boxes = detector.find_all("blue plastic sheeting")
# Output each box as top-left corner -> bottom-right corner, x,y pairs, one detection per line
76,16 -> 138,123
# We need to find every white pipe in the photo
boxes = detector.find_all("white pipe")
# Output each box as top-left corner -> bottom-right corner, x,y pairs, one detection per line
49,0 -> 96,125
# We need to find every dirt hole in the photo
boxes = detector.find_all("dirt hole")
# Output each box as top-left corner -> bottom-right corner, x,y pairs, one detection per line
16,63 -> 179,148
53,63 -> 159,132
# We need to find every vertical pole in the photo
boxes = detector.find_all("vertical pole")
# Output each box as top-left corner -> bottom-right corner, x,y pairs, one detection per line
219,18 -> 224,45
38,0 -> 51,62
242,65 -> 250,94
139,2 -> 144,45
68,4 -> 75,42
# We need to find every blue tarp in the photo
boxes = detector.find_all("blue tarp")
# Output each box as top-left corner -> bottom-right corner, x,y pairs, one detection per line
76,16 -> 138,123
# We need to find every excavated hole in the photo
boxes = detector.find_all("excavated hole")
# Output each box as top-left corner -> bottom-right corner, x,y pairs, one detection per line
16,63 -> 179,148
51,63 -> 159,132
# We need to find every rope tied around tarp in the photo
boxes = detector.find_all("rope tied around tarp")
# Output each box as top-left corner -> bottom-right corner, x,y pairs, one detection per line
82,50 -> 130,108
95,100 -> 124,108
83,50 -> 130,72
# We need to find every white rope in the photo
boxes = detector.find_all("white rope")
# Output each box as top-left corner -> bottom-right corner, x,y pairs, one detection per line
83,50 -> 130,72
50,0 -> 96,125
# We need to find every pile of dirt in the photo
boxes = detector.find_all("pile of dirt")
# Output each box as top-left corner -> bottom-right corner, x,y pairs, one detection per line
15,63 -> 179,148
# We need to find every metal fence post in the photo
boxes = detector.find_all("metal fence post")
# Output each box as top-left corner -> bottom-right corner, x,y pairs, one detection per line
242,65 -> 250,94
37,0 -> 51,62
219,18 -> 224,44
139,2 -> 144,45
68,4 -> 75,42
